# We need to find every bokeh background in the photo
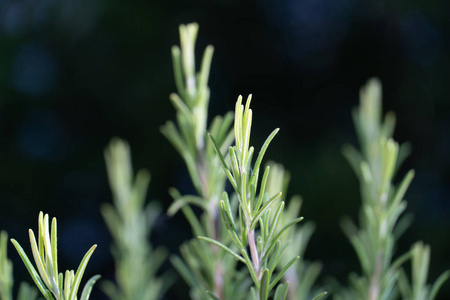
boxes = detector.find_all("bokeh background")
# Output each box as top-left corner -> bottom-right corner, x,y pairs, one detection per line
0,0 -> 449,299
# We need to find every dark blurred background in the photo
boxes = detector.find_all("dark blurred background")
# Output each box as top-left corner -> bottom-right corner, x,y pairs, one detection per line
0,0 -> 449,299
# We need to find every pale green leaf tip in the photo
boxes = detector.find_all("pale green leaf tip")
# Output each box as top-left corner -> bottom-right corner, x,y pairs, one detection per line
171,45 -> 180,53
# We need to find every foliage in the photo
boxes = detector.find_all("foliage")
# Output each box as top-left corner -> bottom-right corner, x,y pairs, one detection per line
1,22 -> 448,300
10,212 -> 99,300
162,23 -> 250,300
398,242 -> 450,300
335,78 -> 449,300
101,138 -> 168,300
204,95 -> 308,299
264,163 -> 327,300
0,231 -> 39,300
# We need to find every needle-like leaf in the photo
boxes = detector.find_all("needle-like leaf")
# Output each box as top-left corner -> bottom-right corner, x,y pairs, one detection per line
197,236 -> 245,263
10,239 -> 50,298
69,245 -> 97,300
80,275 -> 101,300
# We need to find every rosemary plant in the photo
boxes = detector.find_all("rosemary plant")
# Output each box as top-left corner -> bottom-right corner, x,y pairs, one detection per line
162,23 -> 249,299
205,95 -> 307,300
264,163 -> 327,300
101,138 -> 167,300
336,78 -> 449,300
10,212 -> 99,300
2,22 -> 448,300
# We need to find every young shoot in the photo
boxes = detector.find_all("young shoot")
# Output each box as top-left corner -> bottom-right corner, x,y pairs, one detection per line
338,78 -> 448,300
203,95 -> 303,300
102,138 -> 167,300
10,212 -> 99,300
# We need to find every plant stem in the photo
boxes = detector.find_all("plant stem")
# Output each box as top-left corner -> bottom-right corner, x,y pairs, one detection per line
248,229 -> 260,280
196,152 -> 210,198
369,254 -> 383,300
208,198 -> 225,299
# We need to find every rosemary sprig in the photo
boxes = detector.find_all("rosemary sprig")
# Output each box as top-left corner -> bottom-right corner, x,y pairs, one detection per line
162,23 -> 248,300
101,138 -> 167,300
10,212 -> 99,300
337,78 -> 449,300
205,95 -> 303,300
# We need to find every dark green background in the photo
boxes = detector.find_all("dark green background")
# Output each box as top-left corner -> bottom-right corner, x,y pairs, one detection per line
0,0 -> 449,299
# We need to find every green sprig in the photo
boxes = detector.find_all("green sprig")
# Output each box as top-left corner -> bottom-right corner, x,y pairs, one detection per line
338,78 -> 448,300
163,23 -> 249,300
10,212 -> 99,300
205,95 -> 303,299
102,138 -> 167,300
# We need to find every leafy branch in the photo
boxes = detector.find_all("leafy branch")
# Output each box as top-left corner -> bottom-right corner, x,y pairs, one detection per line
162,23 -> 247,300
204,95 -> 303,299
337,78 -> 448,300
264,163 -> 327,300
101,138 -> 168,300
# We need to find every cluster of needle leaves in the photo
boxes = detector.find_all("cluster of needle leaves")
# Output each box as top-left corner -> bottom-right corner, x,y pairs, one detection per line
101,138 -> 168,300
264,163 -> 327,300
10,212 -> 99,300
161,23 -> 250,300
162,23 -> 328,300
336,78 -> 449,300
204,95 -> 326,300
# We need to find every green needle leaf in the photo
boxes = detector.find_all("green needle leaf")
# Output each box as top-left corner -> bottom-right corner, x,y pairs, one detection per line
198,45 -> 214,91
208,133 -> 230,172
170,255 -> 199,288
167,195 -> 209,216
206,290 -> 219,300
171,46 -> 185,97
169,93 -> 193,121
312,291 -> 328,300
255,166 -> 270,212
38,212 -> 44,261
250,192 -> 282,230
391,170 -> 415,207
28,230 -> 52,291
80,275 -> 101,300
69,244 -> 97,300
260,269 -> 270,300
50,218 -> 58,291
429,270 -> 450,300
253,128 -> 279,182
265,217 -> 303,256
10,239 -> 50,299
266,202 -> 284,246
197,236 -> 245,263
268,256 -> 299,291
273,282 -> 289,300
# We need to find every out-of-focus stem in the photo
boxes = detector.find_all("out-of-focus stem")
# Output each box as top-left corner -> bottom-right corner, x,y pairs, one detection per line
285,268 -> 298,299
369,253 -> 383,300
198,153 -> 225,299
